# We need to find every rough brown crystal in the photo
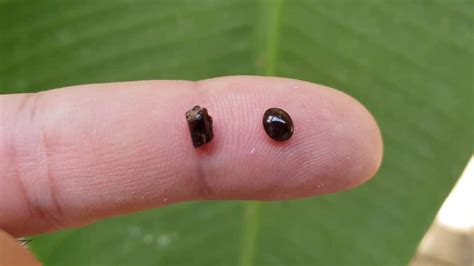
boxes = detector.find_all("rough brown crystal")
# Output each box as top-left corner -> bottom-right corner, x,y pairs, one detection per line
186,106 -> 214,148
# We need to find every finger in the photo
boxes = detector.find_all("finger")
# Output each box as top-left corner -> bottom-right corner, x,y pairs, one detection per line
0,76 -> 383,236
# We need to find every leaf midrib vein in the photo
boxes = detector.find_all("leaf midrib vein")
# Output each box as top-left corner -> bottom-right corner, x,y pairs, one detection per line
239,1 -> 284,266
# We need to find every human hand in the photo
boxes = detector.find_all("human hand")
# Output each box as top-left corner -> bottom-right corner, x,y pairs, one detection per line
0,76 -> 383,240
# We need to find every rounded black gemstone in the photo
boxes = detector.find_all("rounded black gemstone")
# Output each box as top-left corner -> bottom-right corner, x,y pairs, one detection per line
262,108 -> 294,142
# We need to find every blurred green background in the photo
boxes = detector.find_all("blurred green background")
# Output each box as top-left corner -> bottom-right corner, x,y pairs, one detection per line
1,0 -> 472,265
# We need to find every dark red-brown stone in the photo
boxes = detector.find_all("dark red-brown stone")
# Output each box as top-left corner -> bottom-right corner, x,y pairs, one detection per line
186,106 -> 213,148
262,108 -> 294,141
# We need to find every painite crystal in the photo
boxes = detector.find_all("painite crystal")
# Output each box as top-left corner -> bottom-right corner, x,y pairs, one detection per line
186,105 -> 214,148
262,108 -> 294,141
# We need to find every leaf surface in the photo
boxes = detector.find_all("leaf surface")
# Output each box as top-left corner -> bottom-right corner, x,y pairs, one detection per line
0,0 -> 472,264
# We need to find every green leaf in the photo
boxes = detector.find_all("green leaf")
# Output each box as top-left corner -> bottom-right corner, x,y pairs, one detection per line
1,0 -> 472,264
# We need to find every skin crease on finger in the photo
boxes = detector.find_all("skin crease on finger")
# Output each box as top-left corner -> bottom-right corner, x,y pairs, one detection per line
0,76 -> 383,236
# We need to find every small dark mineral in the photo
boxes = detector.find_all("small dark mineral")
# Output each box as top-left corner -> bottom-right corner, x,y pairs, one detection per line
186,105 -> 214,148
262,107 -> 294,141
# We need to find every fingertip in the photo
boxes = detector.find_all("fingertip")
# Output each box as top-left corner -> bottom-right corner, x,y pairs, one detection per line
296,83 -> 384,195
195,76 -> 384,199
337,92 -> 384,189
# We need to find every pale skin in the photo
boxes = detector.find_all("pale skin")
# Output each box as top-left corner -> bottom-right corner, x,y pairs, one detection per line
0,76 -> 383,263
